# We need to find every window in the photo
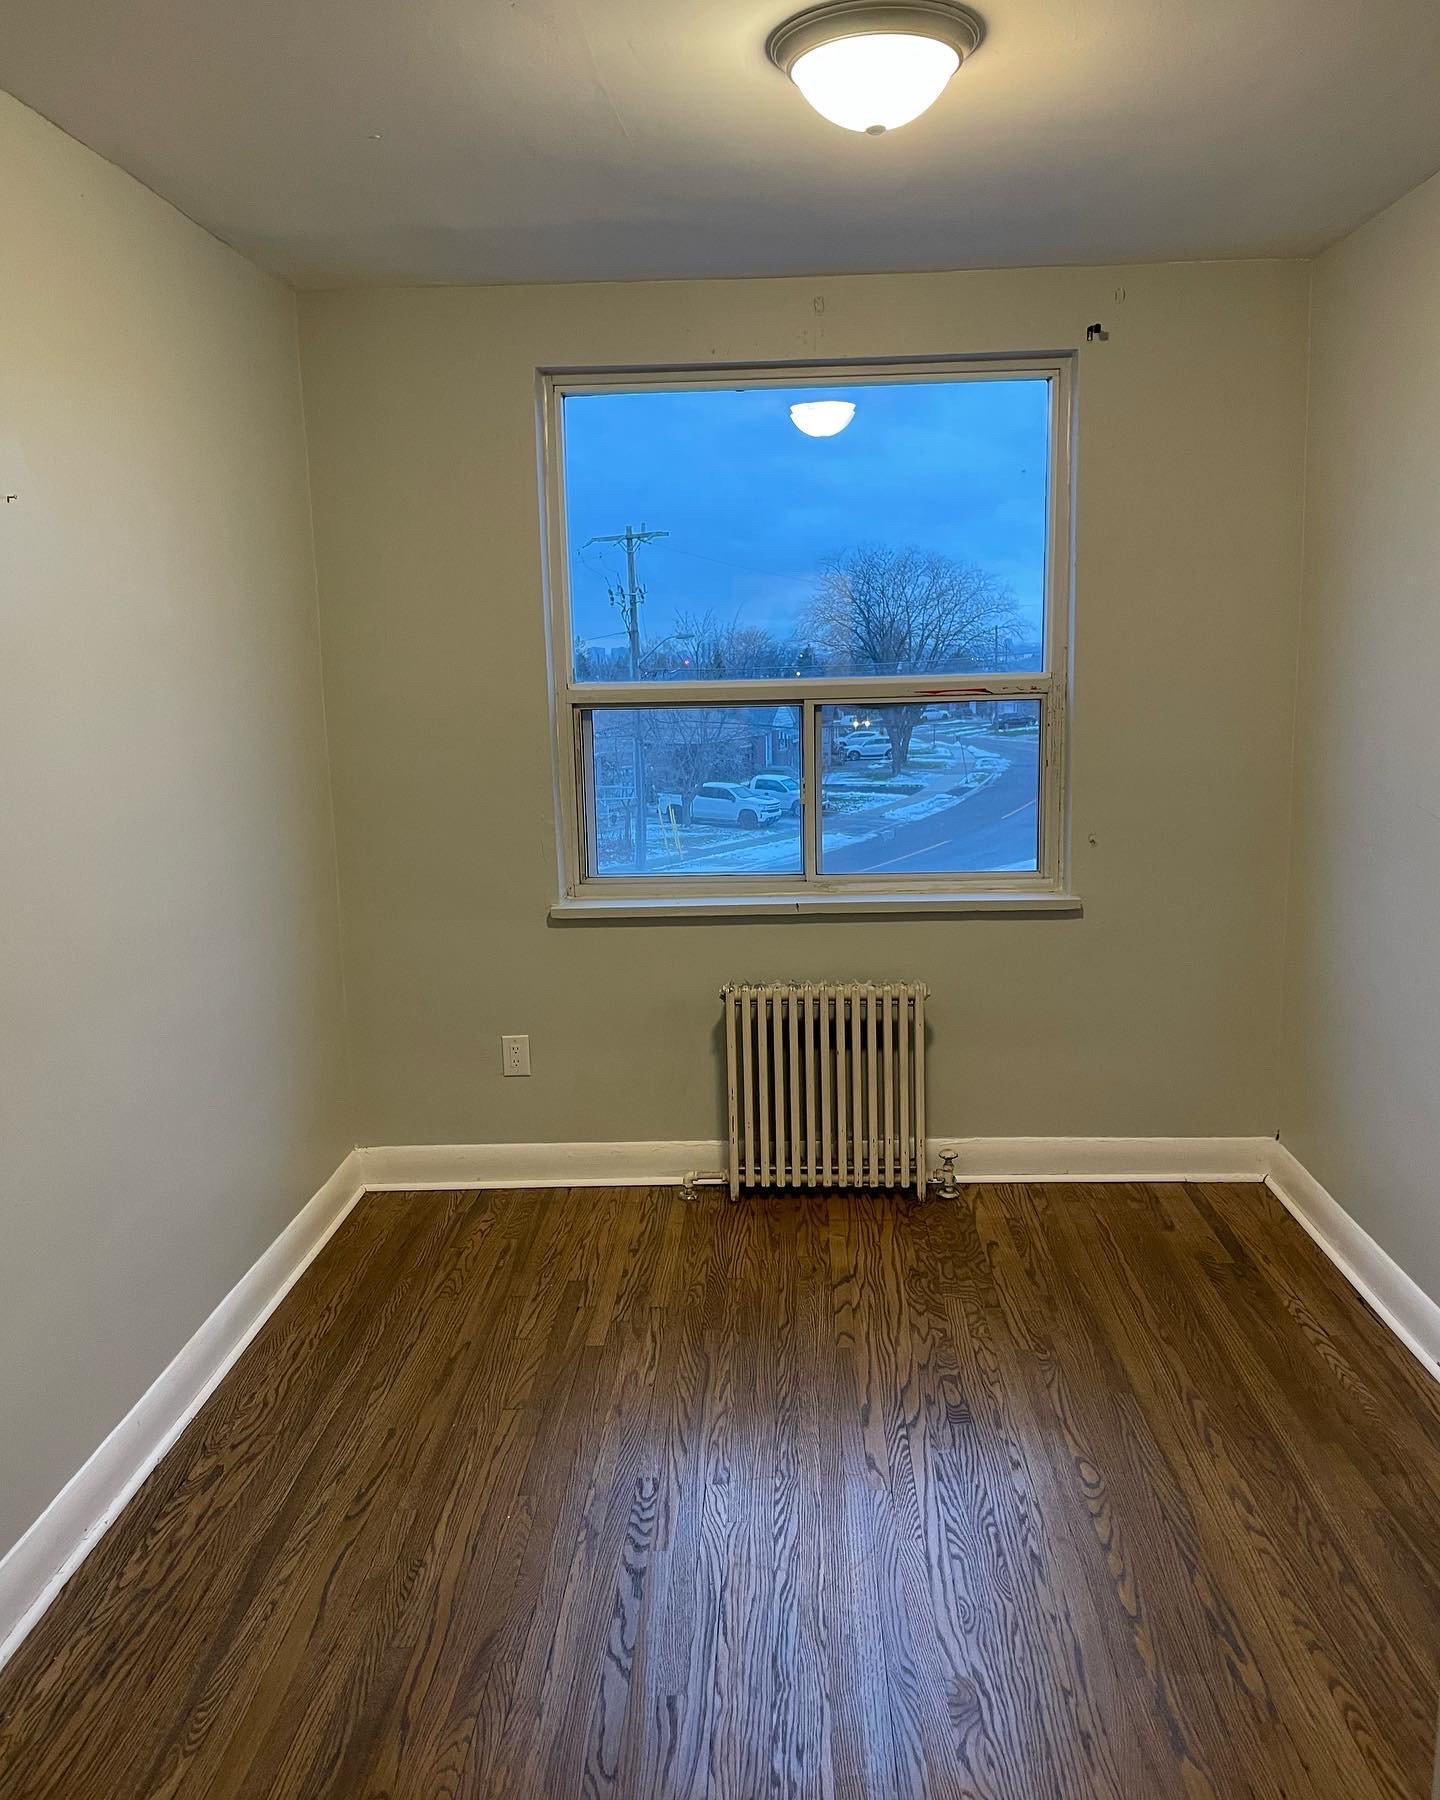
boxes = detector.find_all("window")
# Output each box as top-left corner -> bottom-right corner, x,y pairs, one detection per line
542,358 -> 1071,911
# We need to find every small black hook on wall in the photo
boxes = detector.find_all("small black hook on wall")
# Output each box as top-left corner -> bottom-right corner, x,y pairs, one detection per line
1085,322 -> 1109,342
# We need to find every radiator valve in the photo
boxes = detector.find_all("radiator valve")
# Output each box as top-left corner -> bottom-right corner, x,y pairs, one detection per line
930,1148 -> 962,1201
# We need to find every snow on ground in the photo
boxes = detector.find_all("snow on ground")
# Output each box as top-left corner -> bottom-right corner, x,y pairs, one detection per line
823,779 -> 924,803
882,791 -> 968,825
603,736 -> 1020,874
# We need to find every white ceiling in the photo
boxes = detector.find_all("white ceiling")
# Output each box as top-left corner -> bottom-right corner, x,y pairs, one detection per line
3,0 -> 1439,288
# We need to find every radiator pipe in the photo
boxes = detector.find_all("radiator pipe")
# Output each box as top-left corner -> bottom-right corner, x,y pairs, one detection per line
680,1170 -> 729,1200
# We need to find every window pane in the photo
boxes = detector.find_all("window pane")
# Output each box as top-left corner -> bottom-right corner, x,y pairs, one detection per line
563,376 -> 1049,684
819,700 -> 1040,876
586,706 -> 802,877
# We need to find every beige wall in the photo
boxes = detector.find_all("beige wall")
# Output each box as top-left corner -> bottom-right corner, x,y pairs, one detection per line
1280,171 -> 1440,1304
0,95 -> 353,1557
298,260 -> 1309,1148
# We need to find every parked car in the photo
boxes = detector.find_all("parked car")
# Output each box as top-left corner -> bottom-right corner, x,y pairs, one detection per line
920,705 -> 952,722
689,782 -> 783,828
748,771 -> 802,815
993,709 -> 1037,733
837,731 -> 890,762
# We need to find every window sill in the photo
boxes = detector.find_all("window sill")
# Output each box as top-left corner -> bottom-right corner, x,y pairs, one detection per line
549,892 -> 1083,922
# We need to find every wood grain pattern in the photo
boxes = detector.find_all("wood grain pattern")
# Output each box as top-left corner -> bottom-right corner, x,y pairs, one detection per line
1,1182 -> 1437,1798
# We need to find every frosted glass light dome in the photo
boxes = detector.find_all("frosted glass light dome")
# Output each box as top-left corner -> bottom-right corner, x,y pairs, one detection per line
767,3 -> 984,136
790,399 -> 857,437
792,33 -> 959,134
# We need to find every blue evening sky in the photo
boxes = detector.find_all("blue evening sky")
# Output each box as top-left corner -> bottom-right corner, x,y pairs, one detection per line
562,376 -> 1050,663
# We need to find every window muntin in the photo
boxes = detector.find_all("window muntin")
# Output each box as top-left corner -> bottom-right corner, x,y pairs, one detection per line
545,359 -> 1070,903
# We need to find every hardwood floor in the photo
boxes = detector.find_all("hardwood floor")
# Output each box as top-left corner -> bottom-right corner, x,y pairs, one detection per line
2,1182 -> 1438,1798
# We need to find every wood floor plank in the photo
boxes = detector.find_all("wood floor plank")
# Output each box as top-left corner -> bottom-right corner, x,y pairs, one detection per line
1073,1185 -> 1439,1792
143,1187 -> 536,1800
2,1181 -> 1438,1799
911,1192 -> 1131,1800
982,1186 -> 1238,1798
0,1190 -> 481,1797
1025,1185 -> 1370,1797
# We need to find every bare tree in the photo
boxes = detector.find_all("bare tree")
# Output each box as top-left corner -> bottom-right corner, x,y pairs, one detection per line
662,609 -> 793,681
640,705 -> 752,799
574,638 -> 691,682
805,545 -> 1016,769
583,611 -> 796,683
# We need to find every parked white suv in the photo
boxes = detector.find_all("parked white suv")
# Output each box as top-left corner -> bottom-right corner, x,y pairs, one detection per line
837,731 -> 890,762
689,782 -> 783,828
748,772 -> 802,816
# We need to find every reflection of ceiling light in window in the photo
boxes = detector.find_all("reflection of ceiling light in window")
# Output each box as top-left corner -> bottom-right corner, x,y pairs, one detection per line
767,2 -> 984,135
790,400 -> 856,437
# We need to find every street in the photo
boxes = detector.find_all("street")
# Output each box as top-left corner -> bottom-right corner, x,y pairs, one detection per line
824,728 -> 1039,874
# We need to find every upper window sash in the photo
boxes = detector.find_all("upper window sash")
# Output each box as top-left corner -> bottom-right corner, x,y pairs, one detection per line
547,358 -> 1065,694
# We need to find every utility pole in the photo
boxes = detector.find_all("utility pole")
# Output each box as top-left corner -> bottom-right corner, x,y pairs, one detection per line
585,523 -> 667,870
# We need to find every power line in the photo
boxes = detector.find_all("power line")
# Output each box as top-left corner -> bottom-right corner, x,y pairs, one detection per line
650,540 -> 788,581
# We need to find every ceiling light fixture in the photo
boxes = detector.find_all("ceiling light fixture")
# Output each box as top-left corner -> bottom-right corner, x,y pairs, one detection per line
790,399 -> 856,437
766,0 -> 984,135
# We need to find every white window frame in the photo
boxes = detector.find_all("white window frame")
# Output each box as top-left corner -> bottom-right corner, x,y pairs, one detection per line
539,355 -> 1074,915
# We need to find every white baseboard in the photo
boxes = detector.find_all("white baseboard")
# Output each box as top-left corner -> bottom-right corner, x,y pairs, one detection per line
357,1139 -> 728,1190
931,1135 -> 1272,1183
358,1135 -> 1274,1191
1265,1144 -> 1440,1382
0,1149 -> 365,1676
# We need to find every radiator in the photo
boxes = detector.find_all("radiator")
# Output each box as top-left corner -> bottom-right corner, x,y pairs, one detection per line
721,982 -> 928,1200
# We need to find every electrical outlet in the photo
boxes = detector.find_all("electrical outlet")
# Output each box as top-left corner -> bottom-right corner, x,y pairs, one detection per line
501,1034 -> 531,1077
